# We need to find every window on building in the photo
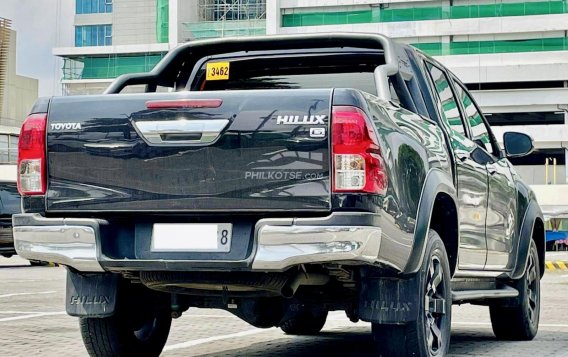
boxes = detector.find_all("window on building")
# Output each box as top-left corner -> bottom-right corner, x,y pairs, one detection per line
0,134 -> 18,164
76,0 -> 112,14
75,25 -> 112,47
199,0 -> 266,21
62,53 -> 166,80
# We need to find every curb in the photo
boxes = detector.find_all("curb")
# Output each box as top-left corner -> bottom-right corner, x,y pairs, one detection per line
545,261 -> 568,270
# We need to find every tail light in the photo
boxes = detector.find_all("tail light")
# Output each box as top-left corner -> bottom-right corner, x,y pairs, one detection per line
17,113 -> 47,195
332,106 -> 387,194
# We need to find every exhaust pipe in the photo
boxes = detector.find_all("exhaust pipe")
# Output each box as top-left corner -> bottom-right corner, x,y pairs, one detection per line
281,273 -> 329,298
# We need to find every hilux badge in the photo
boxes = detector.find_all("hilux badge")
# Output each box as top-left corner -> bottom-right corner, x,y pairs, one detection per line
276,115 -> 327,125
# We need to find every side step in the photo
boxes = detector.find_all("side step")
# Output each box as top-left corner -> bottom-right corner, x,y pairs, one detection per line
452,285 -> 518,303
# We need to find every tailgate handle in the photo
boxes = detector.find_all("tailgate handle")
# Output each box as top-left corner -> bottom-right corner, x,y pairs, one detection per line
133,120 -> 230,146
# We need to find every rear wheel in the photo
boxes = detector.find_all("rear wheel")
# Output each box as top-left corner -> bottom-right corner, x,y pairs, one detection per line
80,305 -> 171,356
280,310 -> 328,335
490,239 -> 540,340
372,230 -> 452,356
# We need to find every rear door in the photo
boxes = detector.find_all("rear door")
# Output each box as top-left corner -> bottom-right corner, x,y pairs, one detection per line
454,82 -> 517,271
46,90 -> 331,212
425,61 -> 489,270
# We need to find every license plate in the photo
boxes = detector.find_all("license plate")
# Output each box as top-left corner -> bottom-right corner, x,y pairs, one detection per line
151,223 -> 232,252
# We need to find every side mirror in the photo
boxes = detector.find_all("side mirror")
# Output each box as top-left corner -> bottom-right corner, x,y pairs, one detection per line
503,132 -> 534,158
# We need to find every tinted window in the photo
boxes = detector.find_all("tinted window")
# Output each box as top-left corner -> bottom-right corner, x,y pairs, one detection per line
389,80 -> 400,104
454,83 -> 495,155
200,72 -> 377,94
425,63 -> 467,137
192,53 -> 383,95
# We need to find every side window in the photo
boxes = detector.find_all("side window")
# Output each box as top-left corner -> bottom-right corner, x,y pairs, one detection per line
454,82 -> 496,156
424,62 -> 467,137
388,79 -> 400,105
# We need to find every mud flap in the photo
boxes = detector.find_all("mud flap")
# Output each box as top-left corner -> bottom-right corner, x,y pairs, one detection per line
66,270 -> 119,317
358,275 -> 420,324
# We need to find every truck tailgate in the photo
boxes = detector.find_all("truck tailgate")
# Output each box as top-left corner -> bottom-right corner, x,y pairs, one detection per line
46,89 -> 331,212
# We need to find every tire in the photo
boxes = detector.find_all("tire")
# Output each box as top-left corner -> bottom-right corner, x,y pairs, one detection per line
79,307 -> 171,356
280,310 -> 328,335
372,230 -> 452,356
490,239 -> 540,341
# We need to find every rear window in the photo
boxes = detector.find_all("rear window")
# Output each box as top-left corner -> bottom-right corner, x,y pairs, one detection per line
189,52 -> 383,95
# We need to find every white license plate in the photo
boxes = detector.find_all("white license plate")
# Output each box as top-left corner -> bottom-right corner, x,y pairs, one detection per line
151,223 -> 232,252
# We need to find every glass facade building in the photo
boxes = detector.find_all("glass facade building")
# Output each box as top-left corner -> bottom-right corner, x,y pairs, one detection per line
183,0 -> 266,39
76,0 -> 113,14
75,25 -> 112,47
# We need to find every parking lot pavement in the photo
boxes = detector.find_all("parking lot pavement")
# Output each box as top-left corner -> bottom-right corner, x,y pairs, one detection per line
546,250 -> 568,261
546,251 -> 568,271
1,255 -> 568,357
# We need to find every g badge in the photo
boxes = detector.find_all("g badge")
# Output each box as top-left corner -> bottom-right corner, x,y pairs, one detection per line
310,127 -> 326,138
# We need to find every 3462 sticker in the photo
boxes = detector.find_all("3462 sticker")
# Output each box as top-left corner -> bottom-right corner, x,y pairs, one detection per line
206,62 -> 230,81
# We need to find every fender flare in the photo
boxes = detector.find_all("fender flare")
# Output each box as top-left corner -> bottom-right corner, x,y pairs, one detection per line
402,168 -> 458,275
510,200 -> 544,280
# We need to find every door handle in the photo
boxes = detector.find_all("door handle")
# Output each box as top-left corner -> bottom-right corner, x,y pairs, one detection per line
488,167 -> 497,175
456,153 -> 469,162
133,119 -> 230,146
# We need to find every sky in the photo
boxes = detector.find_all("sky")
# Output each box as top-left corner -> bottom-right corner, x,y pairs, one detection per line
0,0 -> 75,97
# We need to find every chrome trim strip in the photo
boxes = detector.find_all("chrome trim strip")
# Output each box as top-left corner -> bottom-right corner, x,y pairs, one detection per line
252,224 -> 382,271
451,286 -> 518,302
133,119 -> 229,146
13,225 -> 104,272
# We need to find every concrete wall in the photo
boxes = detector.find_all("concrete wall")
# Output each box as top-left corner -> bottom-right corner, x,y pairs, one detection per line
515,165 -> 567,185
113,0 -> 158,45
176,0 -> 199,43
74,0 -> 161,45
0,30 -> 38,128
74,13 -> 112,26
62,80 -> 112,96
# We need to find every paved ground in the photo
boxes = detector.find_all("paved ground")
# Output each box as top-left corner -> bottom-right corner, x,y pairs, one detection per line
546,251 -> 568,271
1,256 -> 568,357
546,251 -> 568,262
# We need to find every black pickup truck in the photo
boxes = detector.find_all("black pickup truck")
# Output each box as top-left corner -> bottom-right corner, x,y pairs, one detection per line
14,33 -> 544,356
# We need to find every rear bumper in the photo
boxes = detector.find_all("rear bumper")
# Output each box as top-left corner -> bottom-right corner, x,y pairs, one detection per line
12,214 -> 104,271
253,215 -> 382,270
13,212 -> 386,273
1,217 -> 16,255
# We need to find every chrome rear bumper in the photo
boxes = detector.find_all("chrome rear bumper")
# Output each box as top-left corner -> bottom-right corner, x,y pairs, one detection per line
13,213 -> 383,272
253,217 -> 382,270
13,214 -> 104,272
